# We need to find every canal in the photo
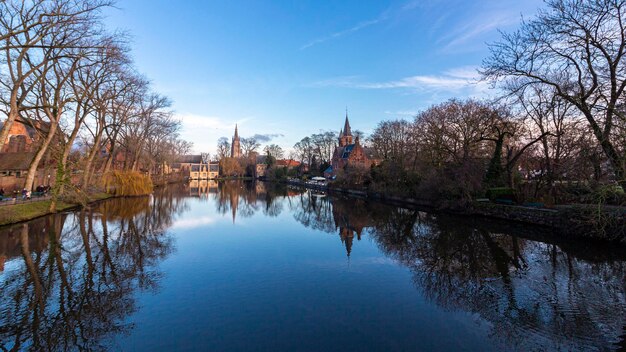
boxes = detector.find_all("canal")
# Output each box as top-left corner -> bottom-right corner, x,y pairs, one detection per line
1,180 -> 625,351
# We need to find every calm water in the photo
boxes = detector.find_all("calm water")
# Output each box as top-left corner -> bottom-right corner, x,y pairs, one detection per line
1,181 -> 626,351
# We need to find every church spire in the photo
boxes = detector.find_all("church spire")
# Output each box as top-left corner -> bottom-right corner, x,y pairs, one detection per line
234,124 -> 239,139
343,109 -> 351,136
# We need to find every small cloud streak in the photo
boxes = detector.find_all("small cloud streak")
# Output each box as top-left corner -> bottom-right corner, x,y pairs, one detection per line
249,133 -> 284,143
310,66 -> 489,96
300,0 -> 421,50
300,17 -> 385,50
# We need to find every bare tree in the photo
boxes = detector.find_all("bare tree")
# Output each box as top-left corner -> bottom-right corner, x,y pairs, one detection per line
264,144 -> 284,159
241,137 -> 260,157
0,0 -> 113,151
216,137 -> 230,159
483,0 -> 626,186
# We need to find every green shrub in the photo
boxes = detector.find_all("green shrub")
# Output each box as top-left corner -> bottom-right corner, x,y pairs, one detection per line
103,171 -> 153,196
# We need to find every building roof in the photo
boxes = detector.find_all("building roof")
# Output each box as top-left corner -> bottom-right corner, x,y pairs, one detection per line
0,152 -> 35,171
275,159 -> 301,167
176,154 -> 202,163
343,113 -> 351,136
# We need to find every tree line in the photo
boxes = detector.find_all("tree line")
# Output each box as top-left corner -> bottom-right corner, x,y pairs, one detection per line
299,0 -> 626,205
0,0 -> 191,208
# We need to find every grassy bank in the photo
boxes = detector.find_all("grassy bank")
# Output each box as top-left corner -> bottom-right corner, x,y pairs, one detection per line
0,193 -> 113,227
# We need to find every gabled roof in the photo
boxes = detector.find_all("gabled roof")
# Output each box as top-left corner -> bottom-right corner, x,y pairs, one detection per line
340,144 -> 356,159
176,154 -> 202,163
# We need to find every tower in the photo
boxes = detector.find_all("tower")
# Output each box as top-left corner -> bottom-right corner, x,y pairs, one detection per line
338,110 -> 353,147
231,124 -> 242,158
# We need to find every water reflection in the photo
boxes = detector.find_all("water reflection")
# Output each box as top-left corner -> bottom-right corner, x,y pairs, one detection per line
1,181 -> 625,351
292,192 -> 626,350
0,187 -> 187,351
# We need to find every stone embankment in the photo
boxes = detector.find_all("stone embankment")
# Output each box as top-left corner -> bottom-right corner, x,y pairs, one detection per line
285,179 -> 626,244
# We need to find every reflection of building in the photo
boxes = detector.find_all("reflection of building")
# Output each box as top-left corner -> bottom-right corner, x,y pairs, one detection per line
326,113 -> 379,177
231,124 -> 242,158
189,179 -> 219,196
331,198 -> 374,257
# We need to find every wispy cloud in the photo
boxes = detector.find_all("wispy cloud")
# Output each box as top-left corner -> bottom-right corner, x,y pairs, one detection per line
300,17 -> 386,50
300,0 -> 421,50
436,9 -> 521,53
310,66 -> 490,97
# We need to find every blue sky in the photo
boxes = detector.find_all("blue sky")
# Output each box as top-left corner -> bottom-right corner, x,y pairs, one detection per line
105,0 -> 543,155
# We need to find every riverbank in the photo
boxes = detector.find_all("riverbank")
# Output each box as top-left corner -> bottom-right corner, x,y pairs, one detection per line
0,193 -> 113,227
284,179 -> 626,245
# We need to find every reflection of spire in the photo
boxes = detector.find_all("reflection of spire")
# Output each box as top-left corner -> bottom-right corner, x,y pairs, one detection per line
339,227 -> 354,257
230,188 -> 239,224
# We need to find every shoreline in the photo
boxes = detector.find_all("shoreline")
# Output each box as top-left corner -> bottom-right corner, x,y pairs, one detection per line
0,175 -> 182,228
0,193 -> 116,227
282,179 -> 626,245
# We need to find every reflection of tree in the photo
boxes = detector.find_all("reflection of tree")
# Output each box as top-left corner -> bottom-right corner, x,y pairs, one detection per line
0,186 -> 187,351
292,192 -> 336,233
213,181 -> 303,222
367,206 -> 626,350
290,192 -> 626,350
292,193 -> 375,256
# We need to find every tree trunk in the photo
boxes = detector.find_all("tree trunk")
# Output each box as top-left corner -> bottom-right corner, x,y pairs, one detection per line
50,127 -> 81,212
82,130 -> 103,189
24,121 -> 58,192
0,90 -> 19,151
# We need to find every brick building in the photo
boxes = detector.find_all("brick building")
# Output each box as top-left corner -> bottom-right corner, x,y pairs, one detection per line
326,114 -> 379,178
0,117 -> 56,190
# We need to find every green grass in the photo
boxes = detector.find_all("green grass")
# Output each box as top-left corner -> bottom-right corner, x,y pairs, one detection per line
0,193 -> 114,226
0,200 -> 73,226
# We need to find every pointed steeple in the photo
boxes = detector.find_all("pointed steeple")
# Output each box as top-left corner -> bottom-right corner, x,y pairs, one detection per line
234,124 -> 239,139
343,109 -> 351,136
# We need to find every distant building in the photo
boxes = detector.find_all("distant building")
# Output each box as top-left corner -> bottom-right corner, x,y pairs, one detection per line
231,124 -> 242,158
254,155 -> 268,178
0,117 -> 56,190
326,113 -> 379,178
0,117 -> 50,153
189,162 -> 220,179
274,159 -> 301,169
173,154 -> 220,179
